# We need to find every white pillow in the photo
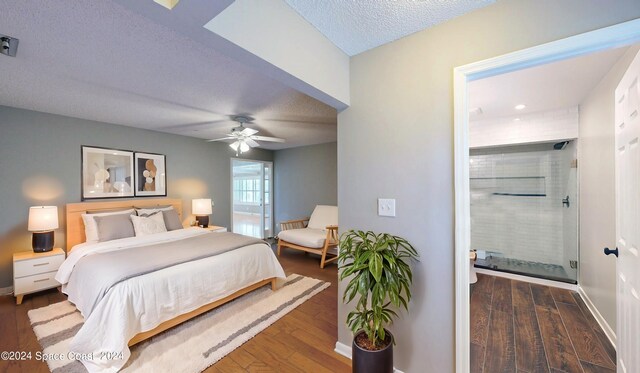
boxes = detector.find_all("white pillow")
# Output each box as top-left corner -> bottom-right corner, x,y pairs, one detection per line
81,209 -> 135,243
131,213 -> 167,237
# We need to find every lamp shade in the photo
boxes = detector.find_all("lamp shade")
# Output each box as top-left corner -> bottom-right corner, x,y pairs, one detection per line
239,141 -> 250,153
192,199 -> 212,215
28,206 -> 59,232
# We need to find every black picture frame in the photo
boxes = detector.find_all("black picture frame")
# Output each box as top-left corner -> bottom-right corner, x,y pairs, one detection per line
134,152 -> 167,197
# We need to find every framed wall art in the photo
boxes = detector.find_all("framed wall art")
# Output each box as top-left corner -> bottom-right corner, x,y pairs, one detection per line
81,146 -> 135,200
134,152 -> 167,197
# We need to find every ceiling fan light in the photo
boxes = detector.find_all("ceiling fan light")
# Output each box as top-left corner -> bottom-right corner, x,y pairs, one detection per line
229,141 -> 240,151
240,141 -> 250,153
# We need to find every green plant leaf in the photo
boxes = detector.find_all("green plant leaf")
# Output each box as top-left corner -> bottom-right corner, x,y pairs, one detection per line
369,253 -> 383,282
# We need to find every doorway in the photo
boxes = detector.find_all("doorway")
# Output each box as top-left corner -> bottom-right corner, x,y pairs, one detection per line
231,159 -> 273,239
453,20 -> 640,373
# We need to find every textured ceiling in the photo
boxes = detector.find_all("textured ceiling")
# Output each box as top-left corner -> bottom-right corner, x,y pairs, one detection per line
469,46 -> 629,121
283,0 -> 495,56
0,0 -> 337,150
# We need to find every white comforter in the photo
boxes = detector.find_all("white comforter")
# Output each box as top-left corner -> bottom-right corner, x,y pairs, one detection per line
55,228 -> 286,373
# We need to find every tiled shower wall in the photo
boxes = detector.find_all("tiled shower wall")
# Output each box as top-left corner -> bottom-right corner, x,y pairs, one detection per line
470,144 -> 577,269
470,107 -> 578,148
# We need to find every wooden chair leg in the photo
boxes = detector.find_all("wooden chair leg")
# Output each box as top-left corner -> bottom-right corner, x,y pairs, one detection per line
277,241 -> 282,256
320,238 -> 330,269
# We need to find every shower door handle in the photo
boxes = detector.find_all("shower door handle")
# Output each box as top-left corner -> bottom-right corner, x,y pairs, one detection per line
604,247 -> 618,258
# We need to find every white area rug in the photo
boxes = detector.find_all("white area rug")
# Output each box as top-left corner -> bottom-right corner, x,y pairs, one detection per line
28,274 -> 329,373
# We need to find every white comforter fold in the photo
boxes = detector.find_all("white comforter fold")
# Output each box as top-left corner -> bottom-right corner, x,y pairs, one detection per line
56,229 -> 286,373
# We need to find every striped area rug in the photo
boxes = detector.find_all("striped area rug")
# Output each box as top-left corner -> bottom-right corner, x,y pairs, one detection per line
28,274 -> 330,373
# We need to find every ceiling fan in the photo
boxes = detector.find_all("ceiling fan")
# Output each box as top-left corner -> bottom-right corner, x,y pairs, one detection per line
206,115 -> 285,155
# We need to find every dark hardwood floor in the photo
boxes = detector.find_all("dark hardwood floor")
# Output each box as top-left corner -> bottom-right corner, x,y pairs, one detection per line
471,274 -> 616,373
0,248 -> 350,373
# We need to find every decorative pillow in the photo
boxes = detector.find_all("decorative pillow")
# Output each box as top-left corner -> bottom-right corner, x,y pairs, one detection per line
136,210 -> 162,218
162,209 -> 183,231
135,206 -> 174,216
94,214 -> 135,242
81,209 -> 135,243
131,213 -> 167,237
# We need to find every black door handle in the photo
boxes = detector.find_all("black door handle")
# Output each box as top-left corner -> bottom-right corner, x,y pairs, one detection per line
604,247 -> 619,257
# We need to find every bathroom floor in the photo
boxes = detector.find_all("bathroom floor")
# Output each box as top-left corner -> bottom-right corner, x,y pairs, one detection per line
470,274 -> 616,373
475,256 -> 574,284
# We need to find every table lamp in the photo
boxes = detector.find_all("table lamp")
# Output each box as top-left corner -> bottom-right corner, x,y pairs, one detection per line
28,206 -> 58,252
192,199 -> 212,228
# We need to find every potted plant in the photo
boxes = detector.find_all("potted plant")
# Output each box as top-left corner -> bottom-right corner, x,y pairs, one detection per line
338,230 -> 419,373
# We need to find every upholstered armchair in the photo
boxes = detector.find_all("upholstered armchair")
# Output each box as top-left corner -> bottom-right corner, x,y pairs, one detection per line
277,205 -> 338,268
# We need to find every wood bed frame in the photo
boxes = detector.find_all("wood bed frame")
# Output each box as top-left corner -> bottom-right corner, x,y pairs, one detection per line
65,198 -> 277,346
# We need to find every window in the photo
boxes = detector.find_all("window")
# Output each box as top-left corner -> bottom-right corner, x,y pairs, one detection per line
233,177 -> 261,204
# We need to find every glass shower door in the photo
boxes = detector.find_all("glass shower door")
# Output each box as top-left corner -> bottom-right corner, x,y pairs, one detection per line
470,141 -> 578,283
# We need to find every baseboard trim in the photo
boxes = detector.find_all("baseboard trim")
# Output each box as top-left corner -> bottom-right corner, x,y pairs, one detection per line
334,341 -> 405,373
577,286 -> 616,348
334,341 -> 352,359
475,268 -> 577,291
0,286 -> 13,296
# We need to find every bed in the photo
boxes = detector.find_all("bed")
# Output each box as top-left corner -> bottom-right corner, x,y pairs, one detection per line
56,198 -> 286,373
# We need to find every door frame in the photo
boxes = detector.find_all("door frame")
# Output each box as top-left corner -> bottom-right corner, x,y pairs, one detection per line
230,158 -> 274,238
453,19 -> 640,373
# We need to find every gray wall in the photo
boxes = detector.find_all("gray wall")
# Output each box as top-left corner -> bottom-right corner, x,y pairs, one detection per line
0,105 -> 272,289
337,2 -> 640,372
273,142 -> 337,233
578,45 -> 640,336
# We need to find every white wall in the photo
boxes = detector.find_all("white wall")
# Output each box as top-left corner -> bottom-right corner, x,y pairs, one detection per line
337,1 -> 640,371
470,107 -> 578,148
579,45 -> 640,337
205,0 -> 350,109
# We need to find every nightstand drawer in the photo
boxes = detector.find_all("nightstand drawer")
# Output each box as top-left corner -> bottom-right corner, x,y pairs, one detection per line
14,254 -> 64,278
14,271 -> 60,295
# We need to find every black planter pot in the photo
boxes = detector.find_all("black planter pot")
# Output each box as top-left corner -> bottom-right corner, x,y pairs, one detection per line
352,330 -> 393,373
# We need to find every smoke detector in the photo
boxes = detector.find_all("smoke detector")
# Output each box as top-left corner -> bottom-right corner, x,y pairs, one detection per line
0,33 -> 19,57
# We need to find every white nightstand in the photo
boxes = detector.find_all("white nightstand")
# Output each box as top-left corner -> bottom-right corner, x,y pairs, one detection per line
13,248 -> 65,305
202,225 -> 227,233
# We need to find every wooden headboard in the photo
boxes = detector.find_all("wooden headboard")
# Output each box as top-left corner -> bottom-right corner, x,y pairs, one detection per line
66,198 -> 183,251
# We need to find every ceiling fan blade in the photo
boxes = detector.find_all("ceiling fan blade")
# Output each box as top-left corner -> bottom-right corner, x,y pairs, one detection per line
245,138 -> 260,148
240,128 -> 259,136
206,136 -> 235,142
251,135 -> 285,143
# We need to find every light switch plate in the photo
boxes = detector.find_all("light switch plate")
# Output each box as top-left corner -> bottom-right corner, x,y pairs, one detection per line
378,198 -> 396,217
